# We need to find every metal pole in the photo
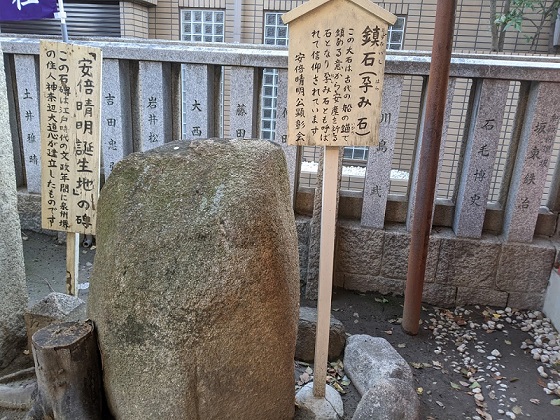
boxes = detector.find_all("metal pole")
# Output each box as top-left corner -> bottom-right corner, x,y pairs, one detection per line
402,0 -> 457,335
57,0 -> 69,42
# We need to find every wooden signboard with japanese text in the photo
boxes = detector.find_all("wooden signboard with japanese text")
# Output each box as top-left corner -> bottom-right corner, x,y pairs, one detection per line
40,41 -> 102,235
283,0 -> 396,147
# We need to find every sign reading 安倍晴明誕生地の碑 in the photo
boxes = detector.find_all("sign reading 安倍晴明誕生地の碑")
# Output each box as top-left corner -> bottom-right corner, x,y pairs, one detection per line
283,0 -> 396,147
40,40 -> 102,235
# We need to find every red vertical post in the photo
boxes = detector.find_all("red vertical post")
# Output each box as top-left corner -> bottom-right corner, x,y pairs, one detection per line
402,0 -> 457,335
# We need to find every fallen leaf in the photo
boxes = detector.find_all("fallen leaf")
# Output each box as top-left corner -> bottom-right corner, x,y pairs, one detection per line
332,382 -> 345,393
551,399 -> 560,406
417,387 -> 424,395
476,408 -> 493,420
530,399 -> 540,405
470,381 -> 481,389
374,297 -> 388,303
397,343 -> 406,348
512,406 -> 522,415
432,361 -> 442,369
491,373 -> 503,380
450,382 -> 461,390
410,362 -> 423,369
504,340 -> 512,345
509,377 -> 519,383
537,378 -> 547,387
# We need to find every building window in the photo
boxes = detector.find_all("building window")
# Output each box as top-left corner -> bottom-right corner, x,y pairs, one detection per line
261,12 -> 288,141
180,9 -> 225,138
387,16 -> 406,50
181,9 -> 224,43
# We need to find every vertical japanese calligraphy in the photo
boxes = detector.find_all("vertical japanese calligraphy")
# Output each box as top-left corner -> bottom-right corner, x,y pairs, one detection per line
286,10 -> 391,146
40,40 -> 102,235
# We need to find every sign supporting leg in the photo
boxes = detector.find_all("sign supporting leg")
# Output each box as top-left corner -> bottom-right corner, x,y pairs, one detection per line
66,232 -> 79,296
312,146 -> 339,398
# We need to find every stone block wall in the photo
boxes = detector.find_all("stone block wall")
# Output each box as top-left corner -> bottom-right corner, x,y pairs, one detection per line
296,217 -> 556,310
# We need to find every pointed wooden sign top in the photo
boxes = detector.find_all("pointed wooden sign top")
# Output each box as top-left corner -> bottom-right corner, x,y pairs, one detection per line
283,0 -> 396,147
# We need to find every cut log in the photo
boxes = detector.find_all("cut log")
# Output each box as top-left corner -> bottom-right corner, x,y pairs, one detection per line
30,321 -> 102,420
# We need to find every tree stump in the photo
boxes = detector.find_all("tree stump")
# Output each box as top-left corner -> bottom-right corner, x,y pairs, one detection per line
30,321 -> 103,420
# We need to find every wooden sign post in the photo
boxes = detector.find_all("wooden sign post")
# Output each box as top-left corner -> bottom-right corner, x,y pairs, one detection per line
283,0 -> 396,398
40,41 -> 102,296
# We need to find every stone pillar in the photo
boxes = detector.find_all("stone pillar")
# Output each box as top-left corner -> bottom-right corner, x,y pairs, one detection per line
132,61 -> 171,152
503,82 -> 560,242
361,75 -> 404,229
182,64 -> 219,140
101,59 -> 133,178
0,48 -> 28,368
453,79 -> 509,238
229,67 -> 258,139
14,55 -> 42,193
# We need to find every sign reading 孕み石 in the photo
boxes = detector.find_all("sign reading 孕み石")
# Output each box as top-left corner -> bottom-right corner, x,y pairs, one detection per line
40,40 -> 102,235
283,0 -> 396,147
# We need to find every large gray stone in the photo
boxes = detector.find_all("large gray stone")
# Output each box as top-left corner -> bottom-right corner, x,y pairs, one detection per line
295,382 -> 344,420
343,335 -> 413,396
88,139 -> 300,420
352,378 -> 420,420
0,48 -> 28,368
296,307 -> 346,362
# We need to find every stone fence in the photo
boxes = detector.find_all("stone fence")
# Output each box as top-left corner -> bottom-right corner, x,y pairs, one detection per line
3,35 -> 560,309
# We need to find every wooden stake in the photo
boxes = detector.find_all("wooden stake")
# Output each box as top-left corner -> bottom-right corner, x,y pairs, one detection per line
30,321 -> 103,420
312,146 -> 339,398
66,232 -> 79,296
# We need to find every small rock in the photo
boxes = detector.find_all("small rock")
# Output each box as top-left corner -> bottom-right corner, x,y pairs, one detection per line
491,349 -> 501,357
295,383 -> 343,420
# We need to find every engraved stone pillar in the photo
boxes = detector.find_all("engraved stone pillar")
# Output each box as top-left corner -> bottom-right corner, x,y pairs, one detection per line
14,55 -> 42,193
133,61 -> 171,151
361,75 -> 404,229
229,67 -> 258,139
503,82 -> 560,242
102,59 -> 132,178
453,79 -> 509,238
183,64 -> 219,140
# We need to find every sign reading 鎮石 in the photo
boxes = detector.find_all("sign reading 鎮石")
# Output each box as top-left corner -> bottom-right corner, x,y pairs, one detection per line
283,0 -> 396,147
40,40 -> 102,235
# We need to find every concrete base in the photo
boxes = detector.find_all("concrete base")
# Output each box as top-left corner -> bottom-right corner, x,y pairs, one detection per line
543,270 -> 560,331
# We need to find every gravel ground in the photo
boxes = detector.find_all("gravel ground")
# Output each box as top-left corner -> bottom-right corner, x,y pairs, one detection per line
1,231 -> 559,419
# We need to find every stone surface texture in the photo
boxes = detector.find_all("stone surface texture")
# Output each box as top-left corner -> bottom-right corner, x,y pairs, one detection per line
436,235 -> 501,288
0,48 -> 28,368
496,240 -> 555,292
352,378 -> 420,420
335,221 -> 384,276
344,335 -> 414,396
294,382 -> 344,420
296,219 -> 555,310
88,139 -> 300,420
296,307 -> 346,362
